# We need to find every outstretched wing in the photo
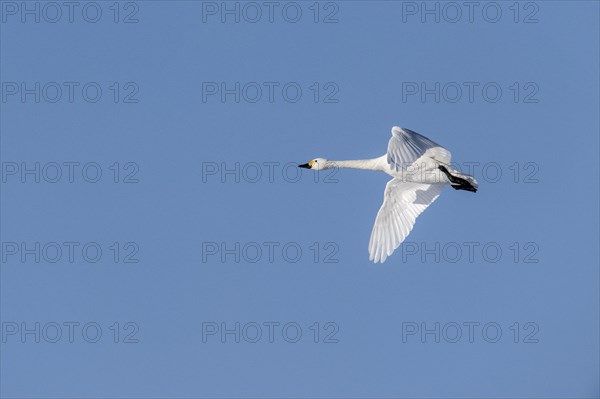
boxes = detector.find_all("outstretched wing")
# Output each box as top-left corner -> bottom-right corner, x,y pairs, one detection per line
369,179 -> 444,263
387,126 -> 451,171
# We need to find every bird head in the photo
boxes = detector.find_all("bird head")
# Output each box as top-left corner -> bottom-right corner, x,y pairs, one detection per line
298,158 -> 330,171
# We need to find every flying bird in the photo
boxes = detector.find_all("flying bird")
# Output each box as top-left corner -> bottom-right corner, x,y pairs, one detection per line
299,126 -> 478,263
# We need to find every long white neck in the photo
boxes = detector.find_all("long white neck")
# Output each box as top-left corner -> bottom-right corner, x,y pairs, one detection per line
327,156 -> 386,171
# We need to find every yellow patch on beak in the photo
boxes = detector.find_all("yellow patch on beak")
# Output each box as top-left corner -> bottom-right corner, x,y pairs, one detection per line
308,160 -> 315,167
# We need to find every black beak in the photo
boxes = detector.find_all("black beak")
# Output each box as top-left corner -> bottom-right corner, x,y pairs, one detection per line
298,163 -> 311,169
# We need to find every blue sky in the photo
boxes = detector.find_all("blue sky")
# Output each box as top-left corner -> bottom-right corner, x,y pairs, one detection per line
1,1 -> 599,398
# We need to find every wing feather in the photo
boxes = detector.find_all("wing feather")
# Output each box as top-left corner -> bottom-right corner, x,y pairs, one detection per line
369,179 -> 444,263
387,126 -> 451,171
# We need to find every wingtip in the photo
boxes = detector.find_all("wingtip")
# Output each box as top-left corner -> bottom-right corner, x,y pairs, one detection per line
369,253 -> 381,264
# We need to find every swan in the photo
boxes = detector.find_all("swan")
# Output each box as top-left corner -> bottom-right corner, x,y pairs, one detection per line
299,126 -> 478,263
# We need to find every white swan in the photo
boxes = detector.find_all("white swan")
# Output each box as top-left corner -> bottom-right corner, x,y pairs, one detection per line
299,126 -> 478,263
